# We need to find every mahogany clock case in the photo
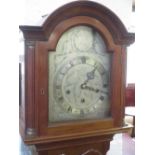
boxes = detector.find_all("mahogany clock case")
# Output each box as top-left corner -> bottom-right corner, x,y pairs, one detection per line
19,1 -> 134,154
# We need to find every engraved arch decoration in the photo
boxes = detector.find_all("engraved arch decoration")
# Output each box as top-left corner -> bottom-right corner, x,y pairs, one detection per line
19,1 -> 134,46
47,16 -> 117,51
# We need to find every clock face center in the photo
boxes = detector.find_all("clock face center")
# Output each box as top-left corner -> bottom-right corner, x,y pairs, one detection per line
60,60 -> 103,111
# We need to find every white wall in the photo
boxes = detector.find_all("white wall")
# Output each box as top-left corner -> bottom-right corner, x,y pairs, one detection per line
22,0 -> 135,83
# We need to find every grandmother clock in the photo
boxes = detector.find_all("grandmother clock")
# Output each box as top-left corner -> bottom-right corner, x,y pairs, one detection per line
19,1 -> 134,155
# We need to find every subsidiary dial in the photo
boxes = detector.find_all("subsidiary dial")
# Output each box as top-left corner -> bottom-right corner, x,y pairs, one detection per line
72,26 -> 94,52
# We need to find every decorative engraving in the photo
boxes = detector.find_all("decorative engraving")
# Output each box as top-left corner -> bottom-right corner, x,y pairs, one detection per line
81,149 -> 103,155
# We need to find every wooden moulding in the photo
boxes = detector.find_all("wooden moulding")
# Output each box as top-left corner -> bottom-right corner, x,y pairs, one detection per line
19,1 -> 134,45
24,124 -> 132,145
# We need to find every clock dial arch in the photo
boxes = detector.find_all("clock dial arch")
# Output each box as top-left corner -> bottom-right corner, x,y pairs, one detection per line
48,25 -> 111,122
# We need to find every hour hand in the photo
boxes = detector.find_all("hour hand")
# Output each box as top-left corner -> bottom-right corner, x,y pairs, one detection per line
86,68 -> 96,81
80,68 -> 96,88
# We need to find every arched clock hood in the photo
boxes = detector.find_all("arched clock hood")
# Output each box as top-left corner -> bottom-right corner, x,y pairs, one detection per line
19,1 -> 134,45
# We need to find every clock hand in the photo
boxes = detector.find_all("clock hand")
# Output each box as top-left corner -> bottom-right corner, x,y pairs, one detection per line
96,89 -> 109,94
86,67 -> 97,81
81,84 -> 109,94
80,67 -> 97,87
81,84 -> 98,93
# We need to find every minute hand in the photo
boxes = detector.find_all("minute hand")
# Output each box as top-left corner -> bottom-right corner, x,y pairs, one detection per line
81,84 -> 109,94
81,68 -> 97,86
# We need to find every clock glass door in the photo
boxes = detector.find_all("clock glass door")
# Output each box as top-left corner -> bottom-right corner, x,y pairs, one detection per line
48,26 -> 111,123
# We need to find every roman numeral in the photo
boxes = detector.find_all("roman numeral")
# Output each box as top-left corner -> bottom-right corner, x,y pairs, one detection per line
81,56 -> 86,64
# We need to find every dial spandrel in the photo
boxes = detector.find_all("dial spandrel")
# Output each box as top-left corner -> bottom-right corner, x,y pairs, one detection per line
48,26 -> 111,123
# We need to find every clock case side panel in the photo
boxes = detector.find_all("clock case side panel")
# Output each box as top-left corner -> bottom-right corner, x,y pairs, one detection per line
110,46 -> 127,127
19,40 -> 38,140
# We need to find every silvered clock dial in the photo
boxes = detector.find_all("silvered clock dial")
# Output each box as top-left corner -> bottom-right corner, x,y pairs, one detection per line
48,26 -> 111,123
